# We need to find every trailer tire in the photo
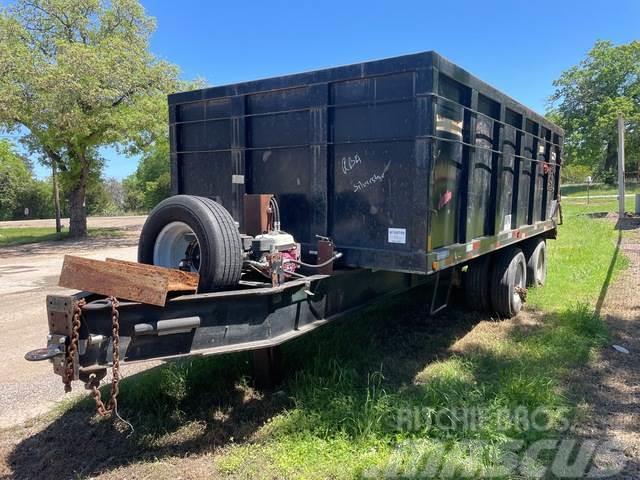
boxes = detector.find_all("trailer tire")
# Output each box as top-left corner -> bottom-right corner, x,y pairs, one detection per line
523,238 -> 547,287
490,247 -> 526,318
463,255 -> 492,312
138,195 -> 242,292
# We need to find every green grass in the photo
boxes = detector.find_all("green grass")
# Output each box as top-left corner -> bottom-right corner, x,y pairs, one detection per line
215,209 -> 625,478
57,200 -> 628,479
527,202 -> 628,311
0,227 -> 123,247
561,181 -> 638,197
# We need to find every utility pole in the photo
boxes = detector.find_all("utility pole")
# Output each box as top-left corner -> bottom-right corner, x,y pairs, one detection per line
617,115 -> 625,217
51,159 -> 62,237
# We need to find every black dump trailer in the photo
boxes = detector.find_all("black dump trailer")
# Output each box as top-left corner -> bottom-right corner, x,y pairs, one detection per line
168,50 -> 562,276
28,52 -> 563,392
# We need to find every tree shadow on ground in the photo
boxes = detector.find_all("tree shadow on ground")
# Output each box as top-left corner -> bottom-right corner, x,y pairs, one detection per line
614,214 -> 640,231
5,286 -> 484,479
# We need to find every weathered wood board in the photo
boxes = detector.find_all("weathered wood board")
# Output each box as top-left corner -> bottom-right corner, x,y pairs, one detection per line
58,255 -> 199,306
105,258 -> 199,292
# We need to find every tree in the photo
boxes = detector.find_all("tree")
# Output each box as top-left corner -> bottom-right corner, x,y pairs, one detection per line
0,0 -> 179,236
0,140 -> 32,219
549,40 -> 640,177
104,177 -> 125,210
123,137 -> 171,211
0,139 -> 54,220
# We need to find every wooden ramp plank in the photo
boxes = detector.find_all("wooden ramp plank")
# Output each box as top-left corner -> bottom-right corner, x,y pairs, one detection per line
105,258 -> 199,292
59,255 -> 169,306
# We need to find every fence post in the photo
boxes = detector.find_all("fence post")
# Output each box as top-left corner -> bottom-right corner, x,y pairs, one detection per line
617,115 -> 625,216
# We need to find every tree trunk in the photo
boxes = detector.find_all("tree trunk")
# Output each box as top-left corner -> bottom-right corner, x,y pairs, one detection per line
604,136 -> 617,172
68,159 -> 89,238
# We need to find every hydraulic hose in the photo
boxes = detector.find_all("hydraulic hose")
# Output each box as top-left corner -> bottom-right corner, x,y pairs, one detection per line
283,252 -> 343,269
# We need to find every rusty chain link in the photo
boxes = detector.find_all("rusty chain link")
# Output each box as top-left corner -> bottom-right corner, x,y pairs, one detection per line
90,296 -> 121,416
63,298 -> 86,393
63,296 -> 122,417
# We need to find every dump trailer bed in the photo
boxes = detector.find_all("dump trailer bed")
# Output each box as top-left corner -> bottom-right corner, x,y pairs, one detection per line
169,50 -> 563,274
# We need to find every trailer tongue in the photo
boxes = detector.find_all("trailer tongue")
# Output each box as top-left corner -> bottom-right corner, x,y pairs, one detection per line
26,263 -> 439,408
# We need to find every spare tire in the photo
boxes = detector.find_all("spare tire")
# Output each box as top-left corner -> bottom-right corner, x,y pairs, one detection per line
138,195 -> 242,292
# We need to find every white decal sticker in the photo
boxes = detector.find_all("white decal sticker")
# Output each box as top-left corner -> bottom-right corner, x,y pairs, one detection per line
503,214 -> 512,232
388,228 -> 406,244
232,175 -> 245,184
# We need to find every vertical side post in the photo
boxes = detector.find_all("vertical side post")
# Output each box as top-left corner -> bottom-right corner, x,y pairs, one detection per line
617,115 -> 625,216
231,95 -> 247,226
168,103 -> 179,195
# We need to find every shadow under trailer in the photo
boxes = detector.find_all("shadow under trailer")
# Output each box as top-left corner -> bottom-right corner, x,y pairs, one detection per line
27,51 -> 563,402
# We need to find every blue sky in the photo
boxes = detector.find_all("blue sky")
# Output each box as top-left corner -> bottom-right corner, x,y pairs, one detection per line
23,0 -> 640,179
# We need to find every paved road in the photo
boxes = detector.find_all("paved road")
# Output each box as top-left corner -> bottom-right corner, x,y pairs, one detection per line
0,215 -> 147,229
0,218 -> 149,428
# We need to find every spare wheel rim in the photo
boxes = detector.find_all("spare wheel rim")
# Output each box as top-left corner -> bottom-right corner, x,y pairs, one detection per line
153,221 -> 201,272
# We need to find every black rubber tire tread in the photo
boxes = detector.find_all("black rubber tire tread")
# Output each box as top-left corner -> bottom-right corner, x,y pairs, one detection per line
522,237 -> 546,287
138,195 -> 242,292
463,254 -> 492,312
490,247 -> 526,318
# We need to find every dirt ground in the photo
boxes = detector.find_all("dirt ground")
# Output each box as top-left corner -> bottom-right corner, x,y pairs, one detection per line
0,216 -> 147,428
569,215 -> 640,478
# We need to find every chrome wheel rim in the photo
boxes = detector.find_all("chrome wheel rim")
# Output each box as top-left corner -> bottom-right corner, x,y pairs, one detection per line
537,248 -> 545,284
513,260 -> 525,310
152,221 -> 201,272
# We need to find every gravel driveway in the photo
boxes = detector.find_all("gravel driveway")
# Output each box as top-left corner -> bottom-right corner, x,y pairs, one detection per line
0,217 -> 148,428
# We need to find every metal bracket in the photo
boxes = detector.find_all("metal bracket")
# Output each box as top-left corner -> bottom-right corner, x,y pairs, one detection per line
429,271 -> 452,315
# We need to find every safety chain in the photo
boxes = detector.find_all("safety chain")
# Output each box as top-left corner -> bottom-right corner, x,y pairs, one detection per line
90,296 -> 122,416
63,296 -> 122,417
64,298 -> 86,393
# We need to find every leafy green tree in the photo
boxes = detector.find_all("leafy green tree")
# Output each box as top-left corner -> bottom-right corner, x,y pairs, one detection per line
122,175 -> 145,212
0,140 -> 33,219
123,137 -> 171,211
16,179 -> 55,219
0,0 -> 179,236
549,40 -> 640,177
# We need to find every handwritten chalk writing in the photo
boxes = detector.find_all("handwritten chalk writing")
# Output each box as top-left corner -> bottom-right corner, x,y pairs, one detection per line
353,161 -> 391,193
341,154 -> 362,175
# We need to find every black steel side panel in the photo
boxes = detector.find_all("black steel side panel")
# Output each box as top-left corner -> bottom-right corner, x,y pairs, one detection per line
168,51 -> 563,275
